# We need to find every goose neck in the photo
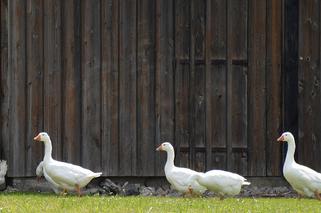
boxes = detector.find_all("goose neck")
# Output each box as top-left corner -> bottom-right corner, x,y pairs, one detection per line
285,138 -> 296,164
43,138 -> 53,162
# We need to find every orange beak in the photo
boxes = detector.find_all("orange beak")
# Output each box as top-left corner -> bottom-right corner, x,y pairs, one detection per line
34,134 -> 41,142
156,145 -> 162,151
277,135 -> 284,142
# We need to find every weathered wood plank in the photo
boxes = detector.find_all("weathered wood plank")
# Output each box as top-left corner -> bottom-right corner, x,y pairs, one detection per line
228,65 -> 248,175
205,0 -> 227,171
0,0 -> 9,160
44,0 -> 62,161
175,63 -> 190,168
119,0 -> 137,176
175,0 -> 191,167
248,0 -> 266,176
227,0 -> 248,175
190,0 -> 206,172
298,0 -> 320,170
101,0 -> 119,176
283,0 -> 298,148
8,0 -> 27,176
26,0 -> 43,176
155,0 -> 175,176
137,0 -> 156,176
266,0 -> 282,176
61,0 -> 81,165
81,0 -> 101,171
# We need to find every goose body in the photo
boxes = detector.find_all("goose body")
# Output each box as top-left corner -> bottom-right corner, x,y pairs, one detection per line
156,142 -> 206,195
188,170 -> 250,198
36,161 -> 61,194
278,132 -> 321,199
34,132 -> 102,195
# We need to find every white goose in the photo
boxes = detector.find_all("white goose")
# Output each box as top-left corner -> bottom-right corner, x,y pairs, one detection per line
34,132 -> 102,196
36,161 -> 61,194
277,132 -> 321,200
156,142 -> 206,195
36,161 -> 44,182
187,170 -> 250,199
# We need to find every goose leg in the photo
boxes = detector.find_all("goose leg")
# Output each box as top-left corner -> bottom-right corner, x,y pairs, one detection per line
314,191 -> 321,201
188,186 -> 193,195
75,184 -> 81,197
60,188 -> 68,196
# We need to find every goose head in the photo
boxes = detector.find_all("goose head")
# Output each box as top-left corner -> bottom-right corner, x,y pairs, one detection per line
156,142 -> 174,152
34,132 -> 51,144
277,132 -> 295,143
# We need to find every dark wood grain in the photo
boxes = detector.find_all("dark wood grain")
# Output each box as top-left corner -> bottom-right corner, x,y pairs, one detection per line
248,0 -> 266,176
227,0 -> 248,175
266,0 -> 282,176
8,0 -> 27,176
1,0 -> 304,178
26,0 -> 43,176
81,0 -> 101,171
155,0 -> 175,176
175,0 -> 191,168
298,0 -> 320,170
43,0 -> 62,161
205,0 -> 227,171
119,0 -> 137,176
0,0 -> 9,160
61,0 -> 81,165
101,0 -> 119,176
137,0 -> 156,176
190,0 -> 206,172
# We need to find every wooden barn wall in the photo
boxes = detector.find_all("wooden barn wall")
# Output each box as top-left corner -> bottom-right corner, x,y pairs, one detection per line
0,0 -> 283,177
297,0 -> 321,172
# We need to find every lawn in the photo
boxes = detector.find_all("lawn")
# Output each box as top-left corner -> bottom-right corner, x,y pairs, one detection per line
0,193 -> 320,213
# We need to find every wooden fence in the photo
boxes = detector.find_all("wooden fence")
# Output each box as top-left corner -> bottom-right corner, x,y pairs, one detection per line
1,0 -> 314,178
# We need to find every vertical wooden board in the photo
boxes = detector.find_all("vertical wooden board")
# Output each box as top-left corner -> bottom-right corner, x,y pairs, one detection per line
211,152 -> 226,170
175,0 -> 190,166
229,65 -> 248,174
137,0 -> 156,176
231,151 -> 247,175
207,0 -> 226,59
228,0 -> 247,59
175,0 -> 190,59
191,0 -> 205,60
192,65 -> 205,149
266,0 -> 282,176
179,152 -> 190,169
206,65 -> 227,170
119,0 -> 137,176
283,0 -> 298,145
61,0 -> 81,165
43,0 -> 62,161
227,0 -> 248,173
194,151 -> 205,172
101,0 -> 119,176
8,0 -> 26,176
190,0 -> 206,170
175,64 -> 190,164
81,0 -> 101,171
0,0 -> 9,160
25,0 -> 43,176
298,0 -> 320,169
229,66 -> 247,149
155,0 -> 174,176
248,0 -> 266,176
205,0 -> 227,170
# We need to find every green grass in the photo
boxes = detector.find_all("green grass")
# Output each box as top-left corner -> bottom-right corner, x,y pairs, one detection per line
0,193 -> 320,213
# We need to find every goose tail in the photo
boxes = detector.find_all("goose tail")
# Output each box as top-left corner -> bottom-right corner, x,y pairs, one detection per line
242,181 -> 251,186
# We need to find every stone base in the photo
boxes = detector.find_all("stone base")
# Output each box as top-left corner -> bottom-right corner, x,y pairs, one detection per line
5,176 -> 297,197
